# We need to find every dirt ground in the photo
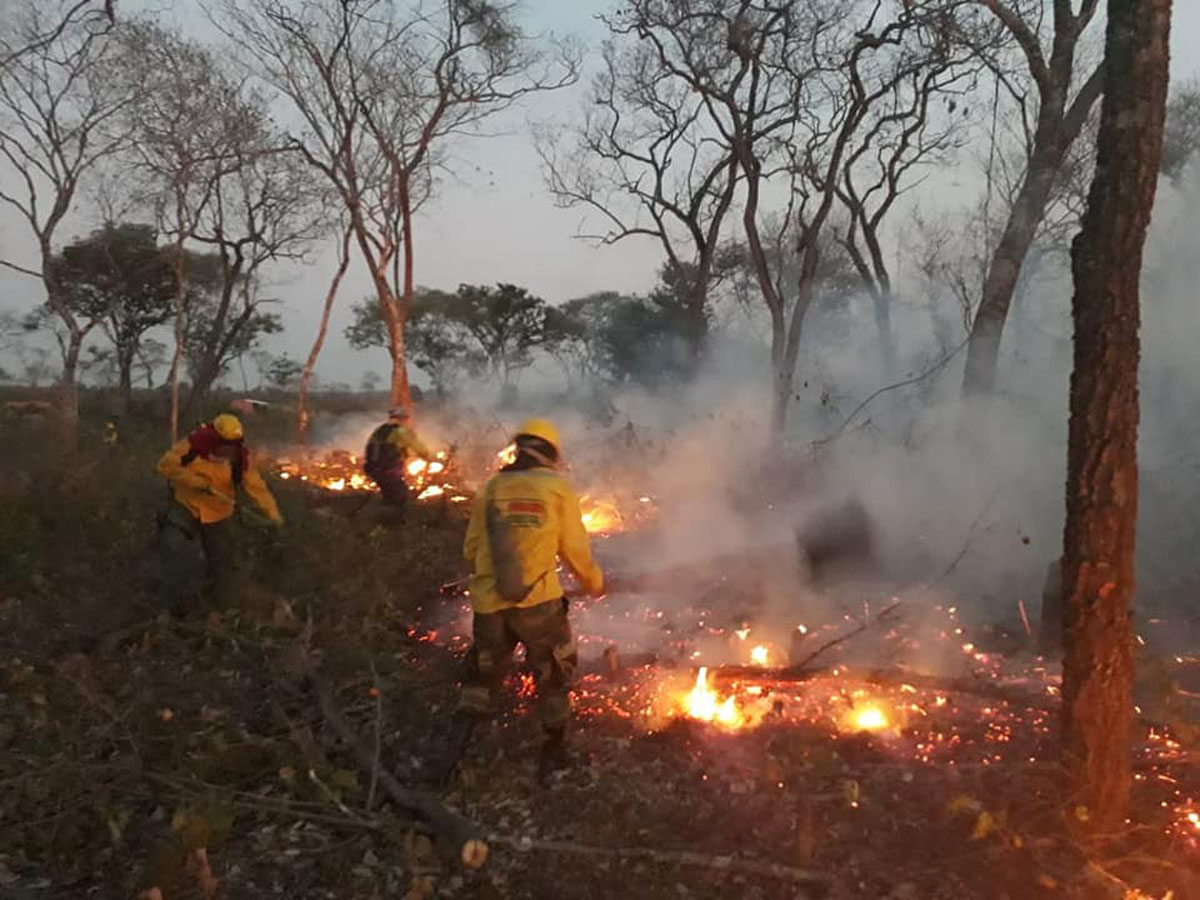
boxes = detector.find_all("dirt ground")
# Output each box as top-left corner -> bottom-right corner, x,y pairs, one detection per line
1,408 -> 1197,900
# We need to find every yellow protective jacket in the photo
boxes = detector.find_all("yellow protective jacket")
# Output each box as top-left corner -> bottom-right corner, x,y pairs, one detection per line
463,467 -> 604,614
157,439 -> 283,525
387,424 -> 431,460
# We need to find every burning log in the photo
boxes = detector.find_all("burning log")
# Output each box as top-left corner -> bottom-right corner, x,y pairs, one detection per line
706,664 -> 1057,710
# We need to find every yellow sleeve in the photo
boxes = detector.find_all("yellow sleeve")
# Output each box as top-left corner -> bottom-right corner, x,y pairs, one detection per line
559,484 -> 604,596
242,464 -> 283,523
394,427 -> 432,459
463,490 -> 486,565
157,440 -> 209,491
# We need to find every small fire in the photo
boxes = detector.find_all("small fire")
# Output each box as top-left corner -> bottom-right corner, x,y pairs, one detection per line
274,449 -> 461,502
497,443 -> 517,467
684,667 -> 744,728
750,645 -> 770,667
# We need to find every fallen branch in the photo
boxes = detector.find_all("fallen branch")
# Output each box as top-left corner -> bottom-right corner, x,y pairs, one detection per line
488,835 -> 828,889
294,654 -> 489,869
787,601 -> 904,670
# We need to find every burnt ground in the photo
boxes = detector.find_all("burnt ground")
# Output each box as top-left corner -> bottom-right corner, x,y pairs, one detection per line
1,432 -> 1198,900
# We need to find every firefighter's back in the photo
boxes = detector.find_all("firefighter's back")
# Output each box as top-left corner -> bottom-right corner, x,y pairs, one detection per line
467,467 -> 572,613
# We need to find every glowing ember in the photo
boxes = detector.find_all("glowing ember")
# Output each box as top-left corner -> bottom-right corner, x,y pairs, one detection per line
418,485 -> 446,500
850,705 -> 890,732
683,667 -> 744,728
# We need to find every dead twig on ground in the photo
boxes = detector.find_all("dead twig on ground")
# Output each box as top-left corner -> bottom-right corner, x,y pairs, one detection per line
286,645 -> 489,869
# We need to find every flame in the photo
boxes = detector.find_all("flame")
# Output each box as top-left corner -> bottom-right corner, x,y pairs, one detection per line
750,645 -> 770,667
580,494 -> 623,535
497,443 -> 517,467
407,459 -> 427,476
683,667 -> 744,728
849,704 -> 890,732
418,485 -> 445,500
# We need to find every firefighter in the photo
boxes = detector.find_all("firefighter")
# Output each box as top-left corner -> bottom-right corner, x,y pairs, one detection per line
438,418 -> 605,783
363,406 -> 432,516
102,416 -> 119,446
154,413 -> 282,612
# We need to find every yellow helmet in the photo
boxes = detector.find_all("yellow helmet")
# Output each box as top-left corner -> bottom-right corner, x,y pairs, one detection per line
514,418 -> 561,454
212,413 -> 244,441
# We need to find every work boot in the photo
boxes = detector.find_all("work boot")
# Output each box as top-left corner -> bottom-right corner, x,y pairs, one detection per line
537,726 -> 571,783
428,714 -> 477,787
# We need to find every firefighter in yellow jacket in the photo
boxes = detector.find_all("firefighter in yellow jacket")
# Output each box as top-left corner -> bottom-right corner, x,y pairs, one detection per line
363,406 -> 432,516
440,418 -> 604,782
155,413 -> 282,612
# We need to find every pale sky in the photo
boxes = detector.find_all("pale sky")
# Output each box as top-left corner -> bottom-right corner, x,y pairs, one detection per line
1,0 -> 1198,387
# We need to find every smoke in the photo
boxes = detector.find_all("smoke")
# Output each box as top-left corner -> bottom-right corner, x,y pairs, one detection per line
542,166 -> 1200,664
298,164 -> 1200,668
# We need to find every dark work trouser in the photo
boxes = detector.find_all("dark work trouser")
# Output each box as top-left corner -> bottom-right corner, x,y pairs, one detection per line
376,469 -> 410,518
151,504 -> 239,614
456,598 -> 578,730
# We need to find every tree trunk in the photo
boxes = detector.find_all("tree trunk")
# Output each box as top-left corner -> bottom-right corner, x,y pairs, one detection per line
686,278 -> 708,375
769,249 -> 819,440
869,287 -> 897,379
60,330 -> 83,388
118,352 -> 134,415
396,177 -> 416,414
298,227 -> 352,444
168,243 -> 188,442
961,157 -> 1060,394
1060,0 -> 1171,834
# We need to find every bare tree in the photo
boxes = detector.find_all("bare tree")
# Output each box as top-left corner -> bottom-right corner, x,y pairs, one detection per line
0,0 -> 113,71
619,0 -> 978,436
959,0 -> 1105,394
1060,0 -> 1171,833
119,23 -> 250,438
0,0 -> 132,417
835,42 -> 981,378
539,37 -> 738,371
183,125 -> 323,418
216,0 -> 579,415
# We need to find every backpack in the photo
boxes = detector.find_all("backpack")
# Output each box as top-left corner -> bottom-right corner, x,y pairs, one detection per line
364,423 -> 399,479
485,476 -> 546,605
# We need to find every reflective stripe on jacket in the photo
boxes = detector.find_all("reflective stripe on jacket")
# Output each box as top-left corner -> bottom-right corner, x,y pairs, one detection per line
156,438 -> 282,525
463,467 -> 603,614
